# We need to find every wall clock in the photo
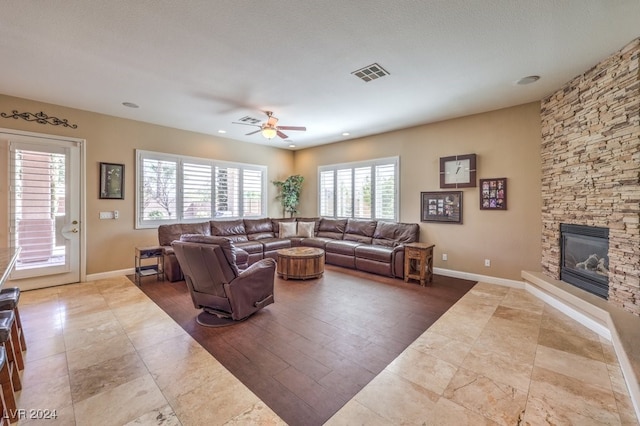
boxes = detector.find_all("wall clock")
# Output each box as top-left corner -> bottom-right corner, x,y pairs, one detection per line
439,154 -> 477,188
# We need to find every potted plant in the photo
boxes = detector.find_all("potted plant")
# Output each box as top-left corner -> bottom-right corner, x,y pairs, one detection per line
273,175 -> 304,217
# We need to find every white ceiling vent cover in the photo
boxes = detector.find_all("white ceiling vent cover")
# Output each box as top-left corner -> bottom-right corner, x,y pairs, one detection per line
351,63 -> 390,82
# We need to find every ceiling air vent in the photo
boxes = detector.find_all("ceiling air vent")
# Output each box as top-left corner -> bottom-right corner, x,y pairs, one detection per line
351,63 -> 390,82
237,115 -> 261,124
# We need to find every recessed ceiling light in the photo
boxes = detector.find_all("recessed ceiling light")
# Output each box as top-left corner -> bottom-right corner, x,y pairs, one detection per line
289,144 -> 296,148
218,130 -> 226,134
516,75 -> 540,85
122,102 -> 139,108
342,132 -> 350,136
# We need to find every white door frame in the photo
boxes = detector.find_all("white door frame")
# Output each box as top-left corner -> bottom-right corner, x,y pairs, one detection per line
1,127 -> 86,288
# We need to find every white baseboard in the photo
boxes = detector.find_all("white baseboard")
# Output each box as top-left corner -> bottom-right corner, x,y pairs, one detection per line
86,268 -> 134,282
434,267 -> 524,289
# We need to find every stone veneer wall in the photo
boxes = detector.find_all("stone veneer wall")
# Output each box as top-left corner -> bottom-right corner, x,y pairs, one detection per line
540,38 -> 640,316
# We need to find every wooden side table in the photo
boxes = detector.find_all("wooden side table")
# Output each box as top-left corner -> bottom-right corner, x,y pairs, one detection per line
404,242 -> 435,286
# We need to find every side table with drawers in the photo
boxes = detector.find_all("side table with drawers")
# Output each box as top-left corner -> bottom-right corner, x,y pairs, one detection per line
404,242 -> 435,286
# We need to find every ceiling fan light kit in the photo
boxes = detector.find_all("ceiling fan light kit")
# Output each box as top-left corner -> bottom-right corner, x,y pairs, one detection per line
232,111 -> 306,141
261,126 -> 277,139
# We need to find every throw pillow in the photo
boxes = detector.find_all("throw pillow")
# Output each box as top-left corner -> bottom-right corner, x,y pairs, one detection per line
279,222 -> 297,238
297,221 -> 315,238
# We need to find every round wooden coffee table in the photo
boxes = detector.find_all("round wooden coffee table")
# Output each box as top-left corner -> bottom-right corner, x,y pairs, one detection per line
276,247 -> 325,280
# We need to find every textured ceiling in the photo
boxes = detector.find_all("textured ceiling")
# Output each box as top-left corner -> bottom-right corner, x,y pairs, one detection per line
1,1 -> 638,150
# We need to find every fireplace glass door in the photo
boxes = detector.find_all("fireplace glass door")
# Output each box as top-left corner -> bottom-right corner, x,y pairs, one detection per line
560,224 -> 609,299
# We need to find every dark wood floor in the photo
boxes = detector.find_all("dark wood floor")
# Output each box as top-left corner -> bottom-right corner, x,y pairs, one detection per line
137,265 -> 476,426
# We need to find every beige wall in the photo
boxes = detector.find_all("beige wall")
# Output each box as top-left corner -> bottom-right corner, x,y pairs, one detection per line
1,94 -> 541,281
294,102 -> 542,280
0,94 -> 294,275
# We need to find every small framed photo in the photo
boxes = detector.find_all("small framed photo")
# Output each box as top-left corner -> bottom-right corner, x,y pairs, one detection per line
99,162 -> 124,199
480,178 -> 507,210
421,191 -> 463,224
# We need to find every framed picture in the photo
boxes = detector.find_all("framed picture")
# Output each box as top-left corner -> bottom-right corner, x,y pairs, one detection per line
99,162 -> 124,199
421,191 -> 463,224
480,178 -> 507,210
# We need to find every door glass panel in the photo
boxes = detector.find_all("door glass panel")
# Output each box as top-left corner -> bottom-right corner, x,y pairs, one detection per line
11,149 -> 67,271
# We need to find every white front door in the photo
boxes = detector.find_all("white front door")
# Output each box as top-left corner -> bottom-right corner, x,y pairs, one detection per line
3,130 -> 84,290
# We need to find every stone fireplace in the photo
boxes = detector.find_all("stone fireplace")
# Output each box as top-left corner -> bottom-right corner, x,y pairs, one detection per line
560,224 -> 609,299
540,38 -> 640,316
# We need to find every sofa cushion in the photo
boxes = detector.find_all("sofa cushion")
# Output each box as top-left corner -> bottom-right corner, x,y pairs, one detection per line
244,218 -> 275,240
210,219 -> 249,243
354,245 -> 393,262
317,218 -> 346,239
158,221 -> 210,246
296,217 -> 321,233
272,218 -> 296,237
343,219 -> 377,244
372,221 -> 419,246
300,237 -> 333,249
279,222 -> 297,238
325,240 -> 362,256
235,240 -> 264,254
260,238 -> 291,252
297,221 -> 316,238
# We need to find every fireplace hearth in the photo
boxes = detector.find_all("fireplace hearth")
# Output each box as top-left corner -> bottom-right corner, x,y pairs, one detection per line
560,224 -> 609,299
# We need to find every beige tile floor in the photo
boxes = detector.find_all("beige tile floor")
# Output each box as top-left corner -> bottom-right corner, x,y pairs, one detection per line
12,277 -> 639,425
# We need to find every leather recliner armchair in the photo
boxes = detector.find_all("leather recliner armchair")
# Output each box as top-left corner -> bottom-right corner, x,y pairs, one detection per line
172,235 -> 275,327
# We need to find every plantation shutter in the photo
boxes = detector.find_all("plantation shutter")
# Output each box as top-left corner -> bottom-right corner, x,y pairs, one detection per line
336,169 -> 352,217
183,162 -> 212,219
319,170 -> 334,217
214,166 -> 240,217
353,166 -> 372,218
375,163 -> 396,220
242,169 -> 263,217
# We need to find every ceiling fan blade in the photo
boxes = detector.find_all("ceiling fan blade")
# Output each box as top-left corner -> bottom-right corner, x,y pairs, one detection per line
232,122 -> 261,128
277,130 -> 289,139
245,129 -> 261,136
277,126 -> 306,131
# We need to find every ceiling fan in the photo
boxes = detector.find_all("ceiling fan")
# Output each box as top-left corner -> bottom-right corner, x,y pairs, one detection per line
233,111 -> 306,140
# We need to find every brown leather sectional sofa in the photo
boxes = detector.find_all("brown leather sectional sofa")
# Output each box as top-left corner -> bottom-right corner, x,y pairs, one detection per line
158,217 -> 419,282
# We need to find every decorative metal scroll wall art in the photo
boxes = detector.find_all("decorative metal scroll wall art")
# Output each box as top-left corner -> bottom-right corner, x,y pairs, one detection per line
1,110 -> 78,129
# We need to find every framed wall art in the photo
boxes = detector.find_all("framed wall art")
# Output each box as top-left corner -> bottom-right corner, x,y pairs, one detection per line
99,162 -> 124,199
421,191 -> 463,224
480,177 -> 507,210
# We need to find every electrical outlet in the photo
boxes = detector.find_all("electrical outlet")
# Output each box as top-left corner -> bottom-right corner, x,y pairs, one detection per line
113,210 -> 119,219
442,253 -> 448,261
484,259 -> 491,267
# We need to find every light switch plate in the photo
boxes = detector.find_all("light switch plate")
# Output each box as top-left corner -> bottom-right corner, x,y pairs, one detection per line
99,211 -> 114,220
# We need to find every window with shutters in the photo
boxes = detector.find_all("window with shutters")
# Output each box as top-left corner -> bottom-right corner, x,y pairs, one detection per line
136,150 -> 266,228
318,157 -> 398,221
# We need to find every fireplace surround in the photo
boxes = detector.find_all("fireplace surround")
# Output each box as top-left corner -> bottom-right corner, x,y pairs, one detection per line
560,224 -> 609,299
540,38 -> 639,316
